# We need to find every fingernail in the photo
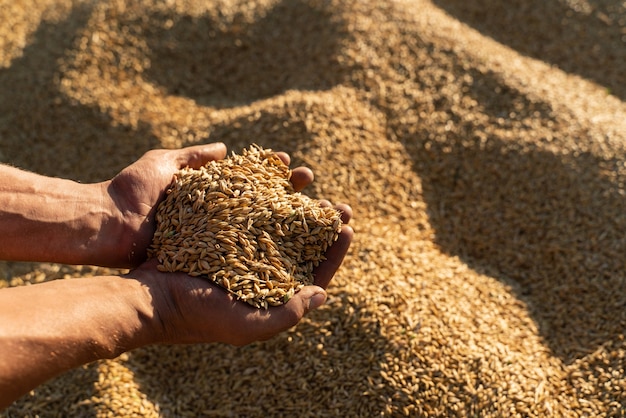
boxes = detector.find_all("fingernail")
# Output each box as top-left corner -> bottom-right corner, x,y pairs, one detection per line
308,292 -> 327,310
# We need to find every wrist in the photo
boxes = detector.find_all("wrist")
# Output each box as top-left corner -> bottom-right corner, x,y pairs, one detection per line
89,180 -> 135,267
101,275 -> 161,356
72,274 -> 161,358
122,266 -> 181,346
0,274 -> 158,405
87,180 -> 152,268
65,180 -> 129,267
0,166 -> 121,266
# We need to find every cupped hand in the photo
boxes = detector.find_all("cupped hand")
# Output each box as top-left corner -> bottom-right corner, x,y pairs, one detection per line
106,143 -> 227,267
104,144 -> 317,268
132,204 -> 353,347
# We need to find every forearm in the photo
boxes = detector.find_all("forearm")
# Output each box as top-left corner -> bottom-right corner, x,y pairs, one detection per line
0,275 -> 157,408
0,165 -> 121,265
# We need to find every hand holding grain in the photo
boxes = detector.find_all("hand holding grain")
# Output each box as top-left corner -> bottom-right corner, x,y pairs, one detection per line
131,204 -> 352,346
130,145 -> 353,345
149,146 -> 346,308
105,143 -> 320,268
0,144 -> 351,408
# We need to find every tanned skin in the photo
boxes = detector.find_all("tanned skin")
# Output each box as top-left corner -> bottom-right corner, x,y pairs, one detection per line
0,143 -> 353,408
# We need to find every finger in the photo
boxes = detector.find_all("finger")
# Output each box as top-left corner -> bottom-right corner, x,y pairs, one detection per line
318,201 -> 352,224
290,167 -> 314,191
268,151 -> 313,191
318,199 -> 332,208
175,142 -> 228,169
275,151 -> 290,166
313,225 -> 354,289
183,278 -> 325,345
248,286 -> 327,342
334,203 -> 353,224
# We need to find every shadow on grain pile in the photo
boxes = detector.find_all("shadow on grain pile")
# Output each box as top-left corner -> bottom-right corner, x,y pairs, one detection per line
402,73 -> 626,363
4,363 -> 101,416
0,3 -> 159,183
142,0 -> 350,109
359,3 -> 626,366
432,0 -> 626,100
124,300 -> 400,417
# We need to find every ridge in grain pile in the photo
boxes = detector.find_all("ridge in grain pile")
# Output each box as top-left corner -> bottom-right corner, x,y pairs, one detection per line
148,145 -> 342,308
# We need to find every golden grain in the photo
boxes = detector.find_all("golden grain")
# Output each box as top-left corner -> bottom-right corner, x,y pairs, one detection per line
148,145 -> 342,308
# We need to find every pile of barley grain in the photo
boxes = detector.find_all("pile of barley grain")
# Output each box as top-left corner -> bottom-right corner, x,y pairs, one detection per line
148,145 -> 341,308
2,0 -> 626,416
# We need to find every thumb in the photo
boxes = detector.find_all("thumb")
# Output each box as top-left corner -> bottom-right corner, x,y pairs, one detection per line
277,286 -> 327,326
175,142 -> 228,169
306,288 -> 327,311
247,286 -> 327,343
289,285 -> 327,316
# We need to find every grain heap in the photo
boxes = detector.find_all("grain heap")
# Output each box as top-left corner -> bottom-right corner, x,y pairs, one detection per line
148,145 -> 342,308
2,0 -> 626,416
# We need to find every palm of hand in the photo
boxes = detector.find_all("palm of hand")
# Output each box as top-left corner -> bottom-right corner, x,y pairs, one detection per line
107,145 -> 227,266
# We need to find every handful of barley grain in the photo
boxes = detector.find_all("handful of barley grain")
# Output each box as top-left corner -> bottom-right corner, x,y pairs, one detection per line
148,145 -> 342,308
